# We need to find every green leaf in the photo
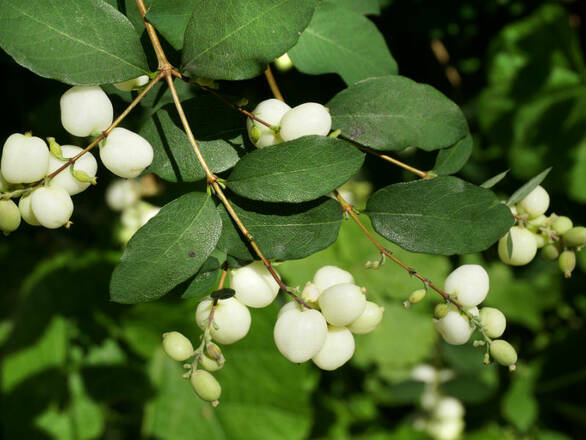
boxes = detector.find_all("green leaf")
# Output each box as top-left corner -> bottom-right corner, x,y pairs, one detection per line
146,0 -> 195,50
288,1 -> 396,85
432,133 -> 473,176
227,136 -> 365,202
507,167 -> 552,206
182,0 -> 318,80
140,98 -> 245,182
328,75 -> 469,151
180,255 -> 222,300
366,176 -> 514,255
110,192 -> 222,304
143,304 -> 318,439
481,170 -> 510,189
0,0 -> 149,85
503,365 -> 539,432
217,196 -> 343,261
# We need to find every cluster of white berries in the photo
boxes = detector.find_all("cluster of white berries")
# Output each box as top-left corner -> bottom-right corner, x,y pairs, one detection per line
162,261 -> 280,405
412,365 -> 465,440
498,185 -> 585,277
274,265 -> 383,370
246,99 -> 332,148
161,263 -> 383,405
430,264 -> 517,369
0,79 -> 154,235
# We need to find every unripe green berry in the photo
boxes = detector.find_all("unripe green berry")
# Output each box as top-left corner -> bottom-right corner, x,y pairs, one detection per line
528,214 -> 548,228
434,303 -> 449,319
0,171 -> 9,192
409,289 -> 426,304
562,227 -> 586,248
479,307 -> 506,338
558,250 -> 576,278
162,331 -> 194,362
498,226 -> 538,266
0,199 -> 21,234
489,340 -> 518,367
206,342 -> 224,362
190,370 -> 221,405
518,185 -> 549,219
552,216 -> 573,235
541,244 -> 560,261
533,232 -> 546,249
198,353 -> 224,372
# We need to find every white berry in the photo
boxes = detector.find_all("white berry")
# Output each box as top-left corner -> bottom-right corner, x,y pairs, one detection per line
498,226 -> 538,266
31,186 -> 74,229
279,103 -> 332,142
18,194 -> 40,226
444,264 -> 489,308
47,145 -> 98,195
274,305 -> 327,363
105,179 -> 140,211
312,265 -> 355,293
195,297 -> 251,345
60,86 -> 113,137
433,396 -> 465,420
113,75 -> 149,91
0,199 -> 21,234
162,331 -> 194,362
479,307 -> 506,338
312,326 -> 355,370
434,306 -> 475,345
230,260 -> 280,308
246,99 -> 291,148
518,185 -> 549,218
100,128 -> 154,178
319,283 -> 366,326
1,133 -> 49,184
347,301 -> 384,334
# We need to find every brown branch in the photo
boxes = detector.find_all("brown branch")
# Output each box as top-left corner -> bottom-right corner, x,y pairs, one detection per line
136,0 -> 309,309
264,66 -> 285,102
339,135 -> 431,179
333,190 -> 462,310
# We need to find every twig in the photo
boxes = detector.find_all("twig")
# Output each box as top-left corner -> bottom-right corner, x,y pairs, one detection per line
264,66 -> 285,102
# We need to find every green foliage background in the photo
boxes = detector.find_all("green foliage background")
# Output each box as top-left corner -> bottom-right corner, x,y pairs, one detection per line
1,0 -> 585,439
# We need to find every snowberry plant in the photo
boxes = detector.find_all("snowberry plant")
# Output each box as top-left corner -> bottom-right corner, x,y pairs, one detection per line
0,0 -> 583,414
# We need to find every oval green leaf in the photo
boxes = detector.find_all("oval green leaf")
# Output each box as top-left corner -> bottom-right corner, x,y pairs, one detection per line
110,192 -> 222,304
432,133 -> 474,176
217,196 -> 343,261
140,98 -> 244,182
366,176 -> 514,255
0,0 -> 149,85
181,0 -> 318,80
328,75 -> 469,151
227,136 -> 365,203
289,1 -> 396,85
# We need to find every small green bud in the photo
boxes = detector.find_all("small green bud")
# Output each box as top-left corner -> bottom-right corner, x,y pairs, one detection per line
489,340 -> 518,367
190,369 -> 222,405
249,125 -> 261,143
479,307 -> 506,338
199,353 -> 224,372
47,137 -> 64,160
541,244 -> 560,261
408,289 -> 426,304
0,199 -> 21,234
552,216 -> 573,235
434,303 -> 449,319
71,168 -> 97,185
562,226 -> 586,248
558,250 -> 576,278
162,331 -> 194,362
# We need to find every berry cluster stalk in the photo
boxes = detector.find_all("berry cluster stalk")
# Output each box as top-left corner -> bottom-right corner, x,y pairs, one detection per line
135,0 -> 309,308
